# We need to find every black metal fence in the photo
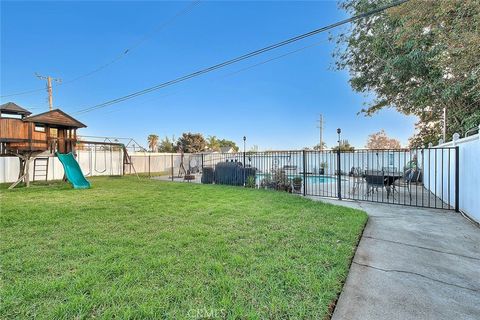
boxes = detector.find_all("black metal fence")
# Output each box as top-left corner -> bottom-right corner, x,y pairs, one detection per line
134,148 -> 459,211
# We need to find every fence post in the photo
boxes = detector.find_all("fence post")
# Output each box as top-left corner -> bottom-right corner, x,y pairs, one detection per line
171,154 -> 174,181
302,150 -> 307,196
243,151 -> 246,187
201,153 -> 204,172
148,154 -> 151,178
455,146 -> 459,212
337,150 -> 342,200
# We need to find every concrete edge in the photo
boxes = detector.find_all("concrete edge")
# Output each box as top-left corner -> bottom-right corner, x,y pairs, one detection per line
326,206 -> 370,320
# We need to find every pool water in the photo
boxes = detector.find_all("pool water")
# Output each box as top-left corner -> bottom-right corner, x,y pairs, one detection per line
256,174 -> 338,184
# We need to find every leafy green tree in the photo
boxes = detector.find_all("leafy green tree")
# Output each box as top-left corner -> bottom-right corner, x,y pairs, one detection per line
334,0 -> 480,147
218,139 -> 239,152
176,132 -> 207,153
331,140 -> 355,152
158,136 -> 175,153
207,136 -> 239,152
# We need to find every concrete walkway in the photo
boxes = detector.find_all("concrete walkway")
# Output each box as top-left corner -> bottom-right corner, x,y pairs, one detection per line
311,199 -> 480,320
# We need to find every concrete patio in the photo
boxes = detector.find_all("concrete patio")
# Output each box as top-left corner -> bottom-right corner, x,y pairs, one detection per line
311,199 -> 480,320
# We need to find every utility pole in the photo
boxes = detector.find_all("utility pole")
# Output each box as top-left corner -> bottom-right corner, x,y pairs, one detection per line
35,73 -> 62,111
442,107 -> 447,141
316,114 -> 324,150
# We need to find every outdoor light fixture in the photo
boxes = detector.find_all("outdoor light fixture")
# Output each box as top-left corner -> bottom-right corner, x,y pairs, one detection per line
336,128 -> 342,200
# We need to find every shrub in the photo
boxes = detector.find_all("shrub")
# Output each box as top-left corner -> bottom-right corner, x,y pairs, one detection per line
245,175 -> 256,188
271,169 -> 292,192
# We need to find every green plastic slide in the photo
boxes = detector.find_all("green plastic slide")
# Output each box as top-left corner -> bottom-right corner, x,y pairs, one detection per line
56,152 -> 91,189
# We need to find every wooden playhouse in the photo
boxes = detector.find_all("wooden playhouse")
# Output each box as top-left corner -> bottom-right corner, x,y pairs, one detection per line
0,102 -> 87,187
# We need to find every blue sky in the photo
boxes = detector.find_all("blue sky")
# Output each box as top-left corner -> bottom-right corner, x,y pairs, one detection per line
1,1 -> 416,150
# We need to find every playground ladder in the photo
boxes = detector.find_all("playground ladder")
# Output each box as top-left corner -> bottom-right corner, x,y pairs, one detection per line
33,157 -> 49,181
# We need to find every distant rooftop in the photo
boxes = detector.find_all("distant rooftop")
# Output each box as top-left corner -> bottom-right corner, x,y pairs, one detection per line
220,146 -> 235,153
0,102 -> 32,116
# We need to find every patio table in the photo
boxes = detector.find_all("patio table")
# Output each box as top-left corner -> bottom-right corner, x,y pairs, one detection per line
364,170 -> 403,199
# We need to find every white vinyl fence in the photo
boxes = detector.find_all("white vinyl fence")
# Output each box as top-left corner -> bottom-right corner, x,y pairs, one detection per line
427,131 -> 480,222
126,152 -> 199,176
0,149 -> 123,183
0,151 -> 196,183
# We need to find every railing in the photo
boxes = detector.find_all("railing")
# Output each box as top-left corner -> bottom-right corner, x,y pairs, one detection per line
1,143 -> 458,211
0,137 -> 78,155
145,148 -> 458,211
0,138 -> 47,155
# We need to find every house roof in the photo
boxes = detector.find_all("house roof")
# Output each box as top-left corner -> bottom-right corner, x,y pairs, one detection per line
220,146 -> 234,153
23,109 -> 87,128
0,102 -> 32,116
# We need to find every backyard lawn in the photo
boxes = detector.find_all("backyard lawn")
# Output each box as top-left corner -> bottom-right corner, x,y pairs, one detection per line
1,177 -> 367,319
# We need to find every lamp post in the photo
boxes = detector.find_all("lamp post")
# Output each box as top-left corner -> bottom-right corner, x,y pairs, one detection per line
337,128 -> 341,147
336,128 -> 342,200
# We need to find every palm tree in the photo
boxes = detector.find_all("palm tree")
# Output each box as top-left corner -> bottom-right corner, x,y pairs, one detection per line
147,134 -> 159,152
207,135 -> 221,151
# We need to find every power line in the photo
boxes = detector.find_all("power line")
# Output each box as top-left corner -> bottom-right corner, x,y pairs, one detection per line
88,37 -> 330,119
73,0 -> 409,115
61,0 -> 201,86
221,38 -> 329,79
0,87 -> 45,98
0,0 -> 202,98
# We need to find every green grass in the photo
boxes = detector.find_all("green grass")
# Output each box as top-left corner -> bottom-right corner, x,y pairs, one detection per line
0,177 -> 367,319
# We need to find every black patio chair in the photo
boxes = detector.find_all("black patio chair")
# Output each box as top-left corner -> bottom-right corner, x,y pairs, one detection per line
402,168 -> 422,202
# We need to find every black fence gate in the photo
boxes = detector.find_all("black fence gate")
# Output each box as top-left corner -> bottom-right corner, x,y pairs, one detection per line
198,148 -> 459,211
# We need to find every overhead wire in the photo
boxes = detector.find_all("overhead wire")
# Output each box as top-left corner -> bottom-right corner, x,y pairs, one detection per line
72,0 -> 409,115
85,37 -> 331,119
221,38 -> 330,79
0,0 -> 202,98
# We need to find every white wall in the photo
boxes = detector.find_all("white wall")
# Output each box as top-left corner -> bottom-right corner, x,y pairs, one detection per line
77,149 -> 124,177
422,148 -> 457,208
0,149 -> 123,183
430,132 -> 480,222
127,152 -> 201,175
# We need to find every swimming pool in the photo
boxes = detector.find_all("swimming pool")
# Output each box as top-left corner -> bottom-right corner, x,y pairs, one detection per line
256,174 -> 339,184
